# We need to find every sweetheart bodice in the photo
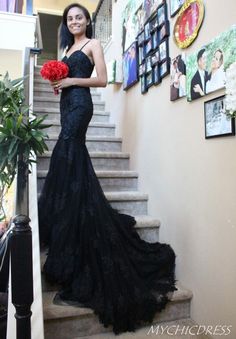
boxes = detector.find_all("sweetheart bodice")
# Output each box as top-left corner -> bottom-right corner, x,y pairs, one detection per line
62,50 -> 94,78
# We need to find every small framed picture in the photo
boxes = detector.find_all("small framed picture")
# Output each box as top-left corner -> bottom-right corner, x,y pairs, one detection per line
144,22 -> 150,40
158,20 -> 170,42
123,41 -> 139,90
138,46 -> 145,64
141,75 -> 148,94
144,38 -> 153,56
145,56 -> 152,73
157,3 -> 167,27
139,62 -> 146,76
145,71 -> 153,88
137,30 -> 145,46
204,96 -> 235,139
160,58 -> 170,78
151,50 -> 160,66
159,39 -> 169,62
149,14 -> 158,33
153,64 -> 161,85
151,31 -> 159,50
169,0 -> 185,17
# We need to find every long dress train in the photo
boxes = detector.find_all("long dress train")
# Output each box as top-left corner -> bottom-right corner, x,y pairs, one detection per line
38,42 -> 176,335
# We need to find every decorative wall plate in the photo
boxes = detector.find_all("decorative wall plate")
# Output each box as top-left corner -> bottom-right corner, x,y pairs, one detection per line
173,0 -> 204,49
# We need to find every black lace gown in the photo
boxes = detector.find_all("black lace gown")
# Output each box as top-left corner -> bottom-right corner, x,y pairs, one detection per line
38,48 -> 176,335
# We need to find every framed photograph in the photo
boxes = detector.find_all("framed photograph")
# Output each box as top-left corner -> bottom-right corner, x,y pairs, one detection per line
160,58 -> 170,78
145,56 -> 152,73
151,31 -> 159,50
170,53 -> 186,101
144,38 -> 153,56
145,71 -> 153,88
169,0 -> 185,17
204,96 -> 235,139
149,14 -> 158,33
123,41 -> 139,90
151,50 -> 160,66
159,39 -> 169,62
141,75 -> 148,94
139,62 -> 146,76
158,20 -> 170,42
153,64 -> 161,84
138,46 -> 145,64
137,30 -> 145,46
173,0 -> 205,49
157,3 -> 167,27
150,0 -> 166,17
144,22 -> 150,41
186,25 -> 236,101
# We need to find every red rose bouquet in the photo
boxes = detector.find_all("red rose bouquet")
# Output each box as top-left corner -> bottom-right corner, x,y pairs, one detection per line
40,60 -> 69,95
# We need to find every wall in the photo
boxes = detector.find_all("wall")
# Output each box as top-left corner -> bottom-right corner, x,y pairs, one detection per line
101,0 -> 236,338
32,0 -> 98,15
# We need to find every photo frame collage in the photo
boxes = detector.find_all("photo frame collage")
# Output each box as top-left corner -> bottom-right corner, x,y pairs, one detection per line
137,1 -> 170,94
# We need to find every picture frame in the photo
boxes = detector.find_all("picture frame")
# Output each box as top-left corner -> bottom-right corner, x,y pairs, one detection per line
137,30 -> 145,46
160,58 -> 170,78
150,0 -> 166,17
153,64 -> 161,84
144,22 -> 150,41
144,38 -> 153,56
145,56 -> 152,73
169,0 -> 185,17
204,96 -> 235,139
173,0 -> 205,49
159,39 -> 169,62
158,20 -> 170,42
141,75 -> 148,94
170,53 -> 186,101
151,31 -> 159,50
151,50 -> 160,66
138,46 -> 145,64
123,41 -> 139,90
157,3 -> 168,27
145,71 -> 154,88
149,14 -> 158,33
186,25 -> 236,102
139,62 -> 146,76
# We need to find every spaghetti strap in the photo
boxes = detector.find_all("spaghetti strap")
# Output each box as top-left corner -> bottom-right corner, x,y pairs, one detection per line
80,40 -> 91,51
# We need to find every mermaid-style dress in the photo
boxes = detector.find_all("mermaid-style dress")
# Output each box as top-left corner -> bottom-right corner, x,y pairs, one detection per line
38,42 -> 176,335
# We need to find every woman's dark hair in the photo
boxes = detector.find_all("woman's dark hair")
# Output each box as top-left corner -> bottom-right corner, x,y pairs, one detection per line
59,3 -> 93,51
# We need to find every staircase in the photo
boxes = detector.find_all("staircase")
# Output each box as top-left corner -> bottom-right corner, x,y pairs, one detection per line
34,66 -> 193,339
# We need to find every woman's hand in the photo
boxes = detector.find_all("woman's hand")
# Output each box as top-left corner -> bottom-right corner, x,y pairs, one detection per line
50,77 -> 74,90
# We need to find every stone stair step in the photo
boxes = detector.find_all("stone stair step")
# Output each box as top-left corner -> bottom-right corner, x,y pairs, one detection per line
34,86 -> 101,101
34,96 -> 105,111
33,77 -> 97,93
41,121 -> 116,137
37,169 -> 138,193
104,191 -> 148,215
44,135 -> 122,152
33,107 -> 110,123
74,319 -> 209,339
43,285 -> 192,339
37,151 -> 130,171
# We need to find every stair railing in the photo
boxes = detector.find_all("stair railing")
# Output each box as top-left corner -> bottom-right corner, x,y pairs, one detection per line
92,0 -> 112,47
0,14 -> 44,339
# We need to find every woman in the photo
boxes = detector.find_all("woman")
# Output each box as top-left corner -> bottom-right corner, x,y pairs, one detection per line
38,3 -> 176,335
206,49 -> 226,94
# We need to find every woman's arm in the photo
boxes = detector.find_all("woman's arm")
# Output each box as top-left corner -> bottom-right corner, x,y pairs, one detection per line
54,39 -> 107,89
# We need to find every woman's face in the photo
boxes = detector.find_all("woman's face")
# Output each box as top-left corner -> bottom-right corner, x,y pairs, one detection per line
67,7 -> 89,36
211,50 -> 223,70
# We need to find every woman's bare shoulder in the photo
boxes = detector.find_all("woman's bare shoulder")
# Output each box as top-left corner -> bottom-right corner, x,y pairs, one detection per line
90,39 -> 102,48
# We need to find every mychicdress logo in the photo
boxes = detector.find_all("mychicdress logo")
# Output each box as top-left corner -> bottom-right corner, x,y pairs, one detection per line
147,324 -> 232,336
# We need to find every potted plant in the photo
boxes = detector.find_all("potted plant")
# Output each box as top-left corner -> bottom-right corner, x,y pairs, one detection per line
0,72 -> 50,228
